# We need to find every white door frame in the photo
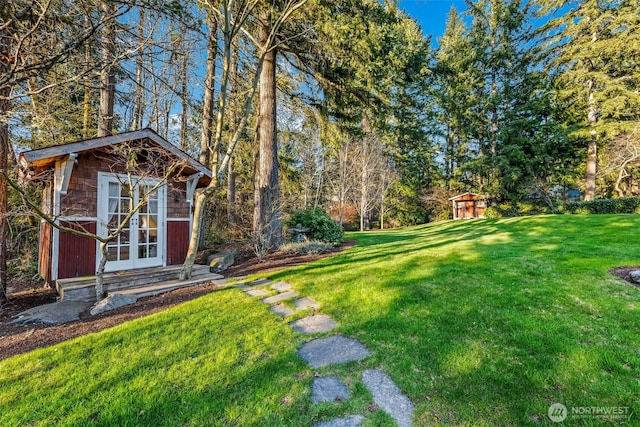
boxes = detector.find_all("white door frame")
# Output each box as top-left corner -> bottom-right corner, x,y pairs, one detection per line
97,172 -> 166,273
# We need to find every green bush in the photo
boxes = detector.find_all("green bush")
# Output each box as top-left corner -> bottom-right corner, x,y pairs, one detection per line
565,197 -> 640,215
279,240 -> 334,255
484,206 -> 503,218
286,208 -> 344,243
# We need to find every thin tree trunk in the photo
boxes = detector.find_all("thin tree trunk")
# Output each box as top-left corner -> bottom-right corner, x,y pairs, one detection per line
253,13 -> 283,249
83,16 -> 93,138
132,7 -> 145,131
380,190 -> 385,230
199,12 -> 217,165
227,155 -> 236,224
98,0 -> 116,137
95,241 -> 109,300
0,19 -> 11,304
585,87 -> 597,201
0,79 -> 8,306
179,41 -> 189,150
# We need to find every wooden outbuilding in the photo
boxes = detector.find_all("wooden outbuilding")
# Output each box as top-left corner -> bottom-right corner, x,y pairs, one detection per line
449,193 -> 487,220
19,128 -> 211,284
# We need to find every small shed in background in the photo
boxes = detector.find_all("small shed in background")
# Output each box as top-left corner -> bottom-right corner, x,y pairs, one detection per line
449,193 -> 487,220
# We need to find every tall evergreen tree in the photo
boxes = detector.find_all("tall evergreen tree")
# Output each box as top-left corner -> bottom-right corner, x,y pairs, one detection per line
539,0 -> 640,200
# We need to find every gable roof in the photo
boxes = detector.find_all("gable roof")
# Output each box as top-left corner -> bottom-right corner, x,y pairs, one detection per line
19,128 -> 212,183
449,192 -> 478,201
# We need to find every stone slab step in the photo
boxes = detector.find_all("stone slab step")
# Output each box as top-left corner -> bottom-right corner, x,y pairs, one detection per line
262,291 -> 300,304
293,297 -> 320,311
298,335 -> 370,368
315,415 -> 364,427
270,304 -> 295,317
290,315 -> 337,334
270,281 -> 292,292
362,369 -> 414,427
246,288 -> 269,297
312,376 -> 349,404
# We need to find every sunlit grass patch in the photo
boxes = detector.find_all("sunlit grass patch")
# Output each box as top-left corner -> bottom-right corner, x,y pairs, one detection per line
2,215 -> 640,425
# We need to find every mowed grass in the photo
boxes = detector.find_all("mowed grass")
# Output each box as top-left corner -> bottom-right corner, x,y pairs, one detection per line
2,214 -> 640,426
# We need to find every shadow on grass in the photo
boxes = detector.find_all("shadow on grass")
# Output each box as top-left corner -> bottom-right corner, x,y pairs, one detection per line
274,215 -> 640,425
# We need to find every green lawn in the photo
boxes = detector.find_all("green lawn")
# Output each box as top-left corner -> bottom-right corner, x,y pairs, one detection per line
2,215 -> 639,426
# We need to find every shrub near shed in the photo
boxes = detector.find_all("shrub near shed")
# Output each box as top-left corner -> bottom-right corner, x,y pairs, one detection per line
286,208 -> 344,243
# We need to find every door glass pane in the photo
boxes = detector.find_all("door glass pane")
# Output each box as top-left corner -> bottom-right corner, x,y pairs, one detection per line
138,245 -> 148,259
107,245 -> 118,261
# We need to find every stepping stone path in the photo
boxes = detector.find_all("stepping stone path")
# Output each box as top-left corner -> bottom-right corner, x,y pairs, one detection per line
270,281 -> 292,292
362,369 -> 414,427
290,314 -> 337,335
251,278 -> 272,286
246,288 -> 269,297
239,278 -> 414,426
299,335 -> 370,368
293,297 -> 320,311
262,291 -> 300,304
312,376 -> 349,403
270,304 -> 295,317
316,415 -> 364,427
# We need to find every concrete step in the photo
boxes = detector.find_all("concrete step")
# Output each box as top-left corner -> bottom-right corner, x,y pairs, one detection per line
113,274 -> 225,298
57,265 -> 216,301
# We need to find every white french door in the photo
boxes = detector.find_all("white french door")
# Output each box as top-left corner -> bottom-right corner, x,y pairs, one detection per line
97,173 -> 165,272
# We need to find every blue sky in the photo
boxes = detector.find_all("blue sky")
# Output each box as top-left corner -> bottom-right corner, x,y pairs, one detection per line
399,0 -> 468,42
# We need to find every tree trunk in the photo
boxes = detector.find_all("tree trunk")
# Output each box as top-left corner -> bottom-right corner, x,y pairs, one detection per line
132,7 -> 145,131
180,189 -> 208,280
179,37 -> 189,150
0,88 -> 8,306
227,155 -> 236,224
95,241 -> 109,300
83,15 -> 93,138
98,0 -> 116,137
199,13 -> 217,166
0,22 -> 10,304
253,16 -> 283,249
585,89 -> 597,201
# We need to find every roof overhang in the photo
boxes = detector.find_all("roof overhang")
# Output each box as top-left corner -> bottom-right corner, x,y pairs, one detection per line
19,128 -> 212,187
449,192 -> 478,201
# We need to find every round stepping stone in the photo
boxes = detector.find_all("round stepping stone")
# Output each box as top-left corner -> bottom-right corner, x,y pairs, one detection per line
270,304 -> 295,317
262,291 -> 300,304
246,289 -> 269,297
312,376 -> 349,403
270,281 -> 291,292
362,369 -> 414,427
298,335 -> 370,368
293,297 -> 320,311
315,415 -> 364,427
290,315 -> 337,335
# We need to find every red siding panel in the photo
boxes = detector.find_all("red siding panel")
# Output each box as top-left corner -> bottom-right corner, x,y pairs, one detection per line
166,221 -> 190,265
57,222 -> 97,279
